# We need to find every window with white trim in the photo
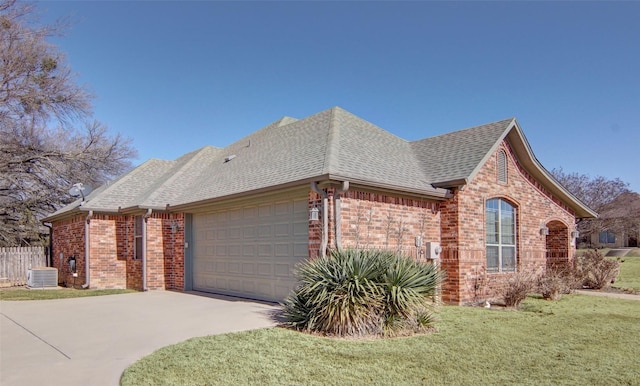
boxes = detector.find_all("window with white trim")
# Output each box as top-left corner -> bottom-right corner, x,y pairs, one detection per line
134,215 -> 143,260
497,150 -> 507,183
486,198 -> 517,272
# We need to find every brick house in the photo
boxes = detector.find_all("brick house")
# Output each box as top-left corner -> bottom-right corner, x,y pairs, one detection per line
43,107 -> 596,304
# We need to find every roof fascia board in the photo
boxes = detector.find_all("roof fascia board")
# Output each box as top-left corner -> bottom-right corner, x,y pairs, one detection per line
431,178 -> 469,189
345,182 -> 451,201
326,174 -> 450,200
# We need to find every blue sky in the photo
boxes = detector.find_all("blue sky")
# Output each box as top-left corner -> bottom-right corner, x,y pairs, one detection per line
39,1 -> 639,192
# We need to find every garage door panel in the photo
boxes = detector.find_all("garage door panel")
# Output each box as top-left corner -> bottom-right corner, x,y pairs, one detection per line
258,244 -> 272,256
273,223 -> 289,237
274,243 -> 290,256
257,263 -> 272,276
243,245 -> 256,256
192,195 -> 308,302
293,221 -> 308,236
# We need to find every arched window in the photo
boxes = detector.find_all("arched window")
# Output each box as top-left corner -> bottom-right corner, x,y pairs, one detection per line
497,150 -> 507,183
486,198 -> 517,272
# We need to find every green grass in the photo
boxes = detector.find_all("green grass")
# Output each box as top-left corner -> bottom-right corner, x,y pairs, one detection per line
613,255 -> 640,292
121,294 -> 640,385
577,248 -> 640,292
0,287 -> 136,300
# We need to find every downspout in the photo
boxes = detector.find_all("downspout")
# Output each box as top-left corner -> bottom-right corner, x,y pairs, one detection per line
310,182 -> 328,258
332,181 -> 350,250
82,210 -> 93,289
142,208 -> 152,291
42,222 -> 53,267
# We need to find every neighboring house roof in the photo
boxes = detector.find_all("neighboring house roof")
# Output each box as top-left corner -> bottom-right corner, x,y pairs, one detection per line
43,107 -> 596,221
598,192 -> 640,219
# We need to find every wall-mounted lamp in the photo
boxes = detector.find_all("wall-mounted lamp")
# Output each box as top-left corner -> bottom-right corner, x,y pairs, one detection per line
540,226 -> 549,236
170,220 -> 180,234
570,230 -> 580,239
309,206 -> 320,222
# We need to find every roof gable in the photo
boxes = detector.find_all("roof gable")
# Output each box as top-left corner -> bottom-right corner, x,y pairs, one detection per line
411,118 -> 514,187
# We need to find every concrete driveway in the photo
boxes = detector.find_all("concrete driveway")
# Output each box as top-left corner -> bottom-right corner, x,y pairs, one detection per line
0,290 -> 277,386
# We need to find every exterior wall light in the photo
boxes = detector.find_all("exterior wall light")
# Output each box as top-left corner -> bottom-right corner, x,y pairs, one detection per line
571,230 -> 580,239
309,206 -> 319,222
540,226 -> 549,236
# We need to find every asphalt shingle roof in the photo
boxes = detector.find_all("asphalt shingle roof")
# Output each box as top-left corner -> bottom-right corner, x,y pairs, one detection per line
411,118 -> 515,185
47,107 -> 591,220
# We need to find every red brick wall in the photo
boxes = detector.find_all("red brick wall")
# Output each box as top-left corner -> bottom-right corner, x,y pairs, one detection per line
52,212 -> 185,291
340,190 -> 440,258
152,213 -> 185,290
52,215 -> 86,287
89,214 -> 126,289
450,141 -> 576,304
308,188 -> 441,260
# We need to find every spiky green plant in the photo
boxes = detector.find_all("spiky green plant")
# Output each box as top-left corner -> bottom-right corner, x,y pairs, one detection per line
280,249 -> 444,337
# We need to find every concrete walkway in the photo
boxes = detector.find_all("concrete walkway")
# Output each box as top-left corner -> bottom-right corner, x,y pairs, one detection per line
0,291 -> 276,386
575,289 -> 640,301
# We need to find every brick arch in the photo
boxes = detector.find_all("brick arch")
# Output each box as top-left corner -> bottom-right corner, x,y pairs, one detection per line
545,219 -> 570,268
486,194 -> 520,208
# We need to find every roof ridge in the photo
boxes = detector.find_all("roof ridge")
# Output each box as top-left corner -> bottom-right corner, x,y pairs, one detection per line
412,117 -> 515,143
322,107 -> 340,175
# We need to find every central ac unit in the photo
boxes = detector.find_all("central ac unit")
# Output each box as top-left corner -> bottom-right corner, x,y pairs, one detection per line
27,267 -> 58,288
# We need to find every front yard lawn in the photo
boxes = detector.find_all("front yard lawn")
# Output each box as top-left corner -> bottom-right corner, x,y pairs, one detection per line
613,255 -> 640,292
0,287 -> 135,300
121,294 -> 640,385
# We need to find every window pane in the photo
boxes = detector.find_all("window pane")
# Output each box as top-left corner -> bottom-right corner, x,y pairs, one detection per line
135,237 -> 143,260
135,215 -> 143,236
608,232 -> 616,243
486,199 -> 500,244
486,246 -> 499,272
502,247 -> 516,271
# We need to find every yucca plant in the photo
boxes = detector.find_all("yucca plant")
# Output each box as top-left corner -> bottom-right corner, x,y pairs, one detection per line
280,249 -> 443,337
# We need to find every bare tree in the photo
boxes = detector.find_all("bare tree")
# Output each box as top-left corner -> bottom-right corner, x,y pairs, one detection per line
551,167 -> 631,243
0,0 -> 137,246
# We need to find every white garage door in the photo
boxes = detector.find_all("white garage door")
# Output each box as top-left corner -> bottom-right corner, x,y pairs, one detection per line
192,196 -> 309,302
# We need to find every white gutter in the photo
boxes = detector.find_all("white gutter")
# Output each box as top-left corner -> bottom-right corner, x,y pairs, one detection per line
81,210 -> 93,289
142,208 -> 152,291
310,182 -> 328,258
333,181 -> 350,250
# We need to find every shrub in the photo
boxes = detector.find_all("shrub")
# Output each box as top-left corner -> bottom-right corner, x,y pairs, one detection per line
280,249 -> 443,337
501,269 -> 539,308
537,267 -> 578,301
574,249 -> 621,290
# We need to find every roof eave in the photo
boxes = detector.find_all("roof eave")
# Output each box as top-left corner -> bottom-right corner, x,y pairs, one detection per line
431,178 -> 468,190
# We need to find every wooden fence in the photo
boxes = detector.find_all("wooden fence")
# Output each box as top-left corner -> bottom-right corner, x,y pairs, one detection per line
0,246 -> 47,287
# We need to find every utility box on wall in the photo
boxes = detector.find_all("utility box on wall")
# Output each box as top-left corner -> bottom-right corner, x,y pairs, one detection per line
425,242 -> 442,260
